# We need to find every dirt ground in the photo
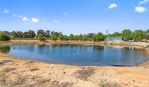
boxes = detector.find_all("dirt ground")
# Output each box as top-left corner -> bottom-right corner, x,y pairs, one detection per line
9,40 -> 149,48
0,54 -> 149,87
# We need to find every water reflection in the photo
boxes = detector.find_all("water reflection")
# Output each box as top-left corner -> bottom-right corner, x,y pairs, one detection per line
0,45 -> 148,66
0,46 -> 10,54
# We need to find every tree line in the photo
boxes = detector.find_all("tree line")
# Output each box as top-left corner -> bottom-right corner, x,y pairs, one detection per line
0,29 -> 149,42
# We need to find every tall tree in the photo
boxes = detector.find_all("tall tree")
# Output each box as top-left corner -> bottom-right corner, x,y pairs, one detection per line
144,29 -> 149,42
45,30 -> 50,38
37,30 -> 46,36
122,29 -> 132,40
0,32 -> 10,41
110,32 -> 122,37
133,30 -> 144,41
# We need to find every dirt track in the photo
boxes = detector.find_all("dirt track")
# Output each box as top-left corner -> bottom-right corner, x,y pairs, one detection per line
0,54 -> 149,87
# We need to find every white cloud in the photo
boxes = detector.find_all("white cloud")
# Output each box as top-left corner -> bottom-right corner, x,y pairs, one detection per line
0,8 -> 40,23
3,9 -> 10,13
31,18 -> 39,23
22,17 -> 29,22
108,3 -> 118,9
0,8 -> 10,14
12,14 -> 23,18
135,6 -> 146,13
12,14 -> 17,17
138,0 -> 149,5
64,12 -> 68,16
53,19 -> 59,23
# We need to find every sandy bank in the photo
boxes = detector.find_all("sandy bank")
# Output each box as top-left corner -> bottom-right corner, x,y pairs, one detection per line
9,40 -> 149,48
0,54 -> 149,87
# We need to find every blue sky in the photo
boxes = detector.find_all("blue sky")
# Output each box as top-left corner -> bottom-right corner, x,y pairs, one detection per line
0,0 -> 149,34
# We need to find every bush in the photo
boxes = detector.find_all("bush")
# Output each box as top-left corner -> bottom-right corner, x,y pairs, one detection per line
37,34 -> 46,41
0,32 -> 10,41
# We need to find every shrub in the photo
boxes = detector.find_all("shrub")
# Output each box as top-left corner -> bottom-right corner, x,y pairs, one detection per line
37,34 -> 46,41
74,68 -> 95,81
0,32 -> 10,41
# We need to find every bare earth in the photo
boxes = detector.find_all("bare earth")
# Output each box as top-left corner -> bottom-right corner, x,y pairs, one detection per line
0,53 -> 149,87
0,41 -> 149,87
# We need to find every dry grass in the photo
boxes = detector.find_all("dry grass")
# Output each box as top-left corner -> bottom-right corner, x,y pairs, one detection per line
0,60 -> 13,66
0,72 -> 8,86
74,68 -> 95,81
30,68 -> 40,72
49,80 -> 73,87
3,67 -> 16,73
12,77 -> 26,86
99,80 -> 121,87
0,62 -> 4,66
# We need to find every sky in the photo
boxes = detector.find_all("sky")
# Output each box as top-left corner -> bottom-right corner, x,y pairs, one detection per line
0,0 -> 149,34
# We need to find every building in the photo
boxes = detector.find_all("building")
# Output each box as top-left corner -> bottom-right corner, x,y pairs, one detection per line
105,36 -> 123,41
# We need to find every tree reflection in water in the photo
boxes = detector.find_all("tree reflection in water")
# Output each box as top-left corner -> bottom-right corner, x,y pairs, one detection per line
0,46 -> 10,54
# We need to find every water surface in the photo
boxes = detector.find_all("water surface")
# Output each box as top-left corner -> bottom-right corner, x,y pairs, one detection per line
0,45 -> 148,66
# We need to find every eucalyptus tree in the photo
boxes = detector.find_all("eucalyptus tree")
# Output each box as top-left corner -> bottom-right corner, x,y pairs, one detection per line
133,30 -> 144,41
0,32 -> 10,41
122,29 -> 133,40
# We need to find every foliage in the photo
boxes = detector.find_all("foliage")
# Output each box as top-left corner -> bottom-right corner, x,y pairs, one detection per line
122,29 -> 133,40
144,29 -> 149,41
50,34 -> 57,41
93,32 -> 105,41
0,32 -> 10,41
10,30 -> 35,38
45,30 -> 50,38
110,32 -> 122,37
37,30 -> 46,37
37,34 -> 46,41
1,28 -> 149,42
133,30 -> 144,41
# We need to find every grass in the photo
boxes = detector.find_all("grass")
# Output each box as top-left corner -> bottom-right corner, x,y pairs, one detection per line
0,41 -> 31,46
12,77 -> 26,86
0,62 -> 4,66
99,80 -> 121,87
2,67 -> 16,73
0,72 -> 6,79
0,72 -> 8,86
30,68 -> 40,71
49,80 -> 73,87
31,76 -> 73,87
74,68 -> 95,81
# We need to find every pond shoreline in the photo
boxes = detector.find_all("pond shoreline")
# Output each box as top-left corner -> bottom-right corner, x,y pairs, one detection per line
10,40 -> 149,46
1,40 -> 149,66
0,40 -> 149,87
0,53 -> 149,87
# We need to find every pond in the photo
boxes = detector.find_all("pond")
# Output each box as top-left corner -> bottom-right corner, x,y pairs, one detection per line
0,45 -> 149,66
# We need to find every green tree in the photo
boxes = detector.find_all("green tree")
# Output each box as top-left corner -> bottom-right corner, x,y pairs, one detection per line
45,30 -> 50,38
37,30 -> 46,36
69,34 -> 75,40
144,29 -> 149,42
93,32 -> 105,41
122,29 -> 132,40
50,34 -> 57,41
0,32 -> 10,41
57,34 -> 64,40
23,30 -> 36,38
110,32 -> 122,36
133,30 -> 144,41
37,34 -> 46,41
